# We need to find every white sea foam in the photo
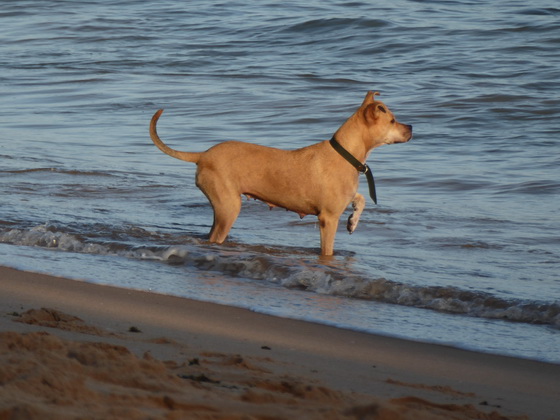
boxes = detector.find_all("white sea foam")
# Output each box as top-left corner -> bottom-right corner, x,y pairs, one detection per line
2,224 -> 558,328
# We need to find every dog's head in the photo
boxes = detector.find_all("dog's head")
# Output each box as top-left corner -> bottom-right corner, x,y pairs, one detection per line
360,91 -> 412,147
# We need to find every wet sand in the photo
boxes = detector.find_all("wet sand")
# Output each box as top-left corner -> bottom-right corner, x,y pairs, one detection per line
1,265 -> 558,419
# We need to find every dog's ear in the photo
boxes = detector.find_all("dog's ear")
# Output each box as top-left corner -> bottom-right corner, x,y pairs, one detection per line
361,91 -> 380,107
364,103 -> 387,122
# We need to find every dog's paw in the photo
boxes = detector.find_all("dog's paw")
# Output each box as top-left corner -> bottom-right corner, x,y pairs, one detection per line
347,214 -> 359,234
347,193 -> 365,235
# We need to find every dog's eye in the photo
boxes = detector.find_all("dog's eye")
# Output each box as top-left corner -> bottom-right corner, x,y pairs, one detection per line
390,119 -> 395,124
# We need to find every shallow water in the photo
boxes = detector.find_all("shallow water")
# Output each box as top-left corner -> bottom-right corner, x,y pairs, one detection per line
1,0 -> 559,363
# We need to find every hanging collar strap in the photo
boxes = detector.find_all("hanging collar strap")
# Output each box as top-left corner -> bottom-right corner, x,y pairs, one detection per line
329,136 -> 377,204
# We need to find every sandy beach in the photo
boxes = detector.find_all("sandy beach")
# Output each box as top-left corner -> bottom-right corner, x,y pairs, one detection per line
1,265 -> 558,419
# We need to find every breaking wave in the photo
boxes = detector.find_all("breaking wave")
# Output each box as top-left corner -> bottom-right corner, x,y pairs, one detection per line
1,223 -> 559,327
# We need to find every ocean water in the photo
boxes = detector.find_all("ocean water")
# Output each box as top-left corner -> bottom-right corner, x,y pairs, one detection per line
1,1 -> 559,363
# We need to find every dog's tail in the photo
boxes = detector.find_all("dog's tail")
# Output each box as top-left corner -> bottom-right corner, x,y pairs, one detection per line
149,110 -> 201,164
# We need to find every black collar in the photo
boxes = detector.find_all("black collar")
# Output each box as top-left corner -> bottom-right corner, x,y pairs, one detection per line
329,137 -> 377,204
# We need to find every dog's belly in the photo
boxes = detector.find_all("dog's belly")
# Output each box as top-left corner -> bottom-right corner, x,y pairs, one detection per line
243,193 -> 317,219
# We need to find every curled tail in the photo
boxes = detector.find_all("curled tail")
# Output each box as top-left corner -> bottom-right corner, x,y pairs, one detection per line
149,110 -> 201,163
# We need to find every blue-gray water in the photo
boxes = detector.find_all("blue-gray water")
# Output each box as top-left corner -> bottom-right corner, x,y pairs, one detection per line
1,1 -> 559,363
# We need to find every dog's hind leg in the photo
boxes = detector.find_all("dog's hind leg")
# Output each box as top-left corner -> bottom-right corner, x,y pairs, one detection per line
207,194 -> 241,244
347,193 -> 365,234
195,168 -> 241,244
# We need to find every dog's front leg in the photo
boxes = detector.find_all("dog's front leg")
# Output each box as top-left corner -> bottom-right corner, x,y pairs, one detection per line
318,213 -> 339,256
347,193 -> 365,234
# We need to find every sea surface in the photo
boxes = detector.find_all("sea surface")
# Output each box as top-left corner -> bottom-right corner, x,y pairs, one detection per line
1,1 -> 559,363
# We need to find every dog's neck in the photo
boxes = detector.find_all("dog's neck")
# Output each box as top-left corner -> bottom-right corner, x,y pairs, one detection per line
329,136 -> 377,204
331,118 -> 371,163
329,137 -> 367,173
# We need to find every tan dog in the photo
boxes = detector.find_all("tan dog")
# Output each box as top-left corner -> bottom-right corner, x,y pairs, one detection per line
149,91 -> 412,256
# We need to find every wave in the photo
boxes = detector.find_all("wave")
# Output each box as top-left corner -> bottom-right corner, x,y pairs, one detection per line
1,168 -> 116,177
493,180 -> 560,195
285,17 -> 391,34
1,224 -> 558,328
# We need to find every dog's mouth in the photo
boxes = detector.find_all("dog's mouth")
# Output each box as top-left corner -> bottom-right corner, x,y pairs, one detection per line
392,128 -> 412,144
383,124 -> 413,145
402,124 -> 413,142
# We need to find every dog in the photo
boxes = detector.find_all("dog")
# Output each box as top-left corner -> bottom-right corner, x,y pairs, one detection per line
149,91 -> 412,256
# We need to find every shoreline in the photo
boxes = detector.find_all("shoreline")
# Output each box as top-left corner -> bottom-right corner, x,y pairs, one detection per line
2,265 -> 559,419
